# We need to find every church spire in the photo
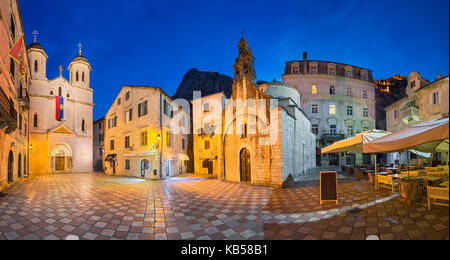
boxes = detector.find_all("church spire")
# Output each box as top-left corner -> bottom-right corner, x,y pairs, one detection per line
78,42 -> 83,56
233,37 -> 256,85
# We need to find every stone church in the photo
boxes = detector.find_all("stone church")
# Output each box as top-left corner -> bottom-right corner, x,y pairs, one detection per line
193,38 -> 316,188
27,41 -> 93,174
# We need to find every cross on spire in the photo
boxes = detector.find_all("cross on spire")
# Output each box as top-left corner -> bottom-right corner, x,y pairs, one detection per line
58,65 -> 63,77
32,30 -> 39,43
78,42 -> 83,56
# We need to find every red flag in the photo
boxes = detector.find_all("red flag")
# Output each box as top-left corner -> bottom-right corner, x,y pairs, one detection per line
8,34 -> 26,78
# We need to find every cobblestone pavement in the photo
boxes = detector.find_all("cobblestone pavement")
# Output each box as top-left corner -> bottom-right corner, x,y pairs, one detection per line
0,173 -> 448,240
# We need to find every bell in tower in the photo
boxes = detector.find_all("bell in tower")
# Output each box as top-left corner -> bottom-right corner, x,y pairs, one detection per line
233,37 -> 256,85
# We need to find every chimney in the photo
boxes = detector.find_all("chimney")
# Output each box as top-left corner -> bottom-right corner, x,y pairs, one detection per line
437,74 -> 443,80
303,52 -> 308,74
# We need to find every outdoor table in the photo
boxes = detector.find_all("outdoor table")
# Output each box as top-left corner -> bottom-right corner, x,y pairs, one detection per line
388,174 -> 402,179
421,176 -> 443,187
440,181 -> 449,187
377,172 -> 389,175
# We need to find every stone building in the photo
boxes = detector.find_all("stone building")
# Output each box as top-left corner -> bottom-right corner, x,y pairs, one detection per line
193,38 -> 316,188
282,52 -> 376,166
384,72 -> 430,164
27,43 -> 94,174
385,74 -> 448,164
416,75 -> 449,122
385,72 -> 430,133
93,117 -> 105,172
103,86 -> 189,179
0,0 -> 30,191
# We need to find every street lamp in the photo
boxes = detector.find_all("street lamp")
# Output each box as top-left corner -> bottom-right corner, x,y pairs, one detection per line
155,134 -> 161,148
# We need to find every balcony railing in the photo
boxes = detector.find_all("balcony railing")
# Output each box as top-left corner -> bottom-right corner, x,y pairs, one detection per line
401,102 -> 419,123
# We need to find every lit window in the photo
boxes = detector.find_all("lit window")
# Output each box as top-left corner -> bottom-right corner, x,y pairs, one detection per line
312,104 -> 319,114
312,85 -> 317,94
329,105 -> 336,115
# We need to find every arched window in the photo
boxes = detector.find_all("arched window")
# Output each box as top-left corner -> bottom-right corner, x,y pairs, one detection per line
50,90 -> 54,96
82,119 -> 86,132
82,72 -> 85,82
34,60 -> 38,72
33,114 -> 38,128
58,87 -> 62,96
76,71 -> 79,82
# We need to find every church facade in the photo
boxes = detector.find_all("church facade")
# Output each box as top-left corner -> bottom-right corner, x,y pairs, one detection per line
27,42 -> 94,174
193,38 -> 316,188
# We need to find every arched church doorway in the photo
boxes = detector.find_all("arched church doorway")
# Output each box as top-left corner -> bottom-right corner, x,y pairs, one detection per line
51,144 -> 73,173
140,159 -> 150,178
202,159 -> 214,174
240,148 -> 251,183
8,151 -> 14,183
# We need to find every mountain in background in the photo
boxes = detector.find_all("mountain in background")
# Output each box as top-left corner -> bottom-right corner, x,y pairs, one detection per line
172,68 -> 233,100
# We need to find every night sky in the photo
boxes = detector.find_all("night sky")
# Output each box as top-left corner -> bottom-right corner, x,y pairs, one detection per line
19,0 -> 449,121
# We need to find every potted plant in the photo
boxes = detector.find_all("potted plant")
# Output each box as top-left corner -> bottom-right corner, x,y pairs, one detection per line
398,151 -> 421,205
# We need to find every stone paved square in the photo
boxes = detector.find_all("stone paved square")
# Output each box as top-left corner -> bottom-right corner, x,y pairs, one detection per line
0,173 -> 448,240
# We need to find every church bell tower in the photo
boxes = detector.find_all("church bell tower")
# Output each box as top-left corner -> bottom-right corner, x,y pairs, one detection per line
232,37 -> 257,99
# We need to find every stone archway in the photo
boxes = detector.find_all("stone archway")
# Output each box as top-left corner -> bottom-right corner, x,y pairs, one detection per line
240,148 -> 251,183
51,144 -> 73,173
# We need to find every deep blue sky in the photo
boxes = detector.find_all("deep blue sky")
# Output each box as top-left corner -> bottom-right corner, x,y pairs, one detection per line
19,0 -> 449,120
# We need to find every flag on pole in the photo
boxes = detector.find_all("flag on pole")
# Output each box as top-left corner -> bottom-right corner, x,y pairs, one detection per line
8,34 -> 26,78
56,96 -> 64,121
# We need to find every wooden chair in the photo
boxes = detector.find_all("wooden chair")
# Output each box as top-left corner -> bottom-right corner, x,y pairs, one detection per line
377,175 -> 398,194
427,186 -> 449,211
368,172 -> 376,185
354,169 -> 364,180
400,170 -> 421,179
